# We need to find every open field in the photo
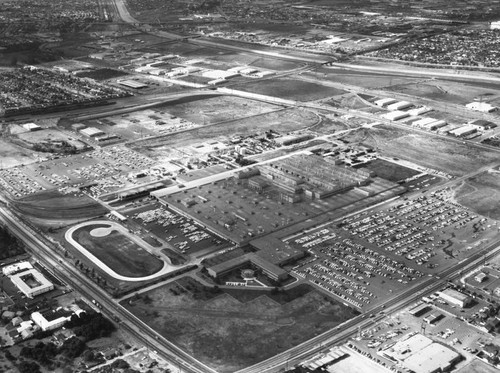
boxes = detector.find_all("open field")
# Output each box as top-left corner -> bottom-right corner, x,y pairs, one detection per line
340,125 -> 500,177
361,158 -> 420,182
383,81 -> 492,105
455,359 -> 499,373
453,170 -> 500,219
12,191 -> 107,220
122,279 -> 359,372
71,223 -> 164,278
232,77 -> 347,101
0,139 -> 39,168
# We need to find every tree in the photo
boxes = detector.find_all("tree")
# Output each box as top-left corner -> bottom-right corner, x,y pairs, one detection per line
18,361 -> 41,373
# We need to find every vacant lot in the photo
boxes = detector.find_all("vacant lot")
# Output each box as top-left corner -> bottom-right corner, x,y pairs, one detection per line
0,139 -> 38,168
232,77 -> 346,101
71,223 -> 164,277
12,191 -> 107,221
453,170 -> 500,219
122,279 -> 358,372
361,158 -> 420,182
341,125 -> 499,177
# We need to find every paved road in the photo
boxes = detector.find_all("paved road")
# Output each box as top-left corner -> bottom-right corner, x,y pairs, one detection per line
0,206 -> 215,373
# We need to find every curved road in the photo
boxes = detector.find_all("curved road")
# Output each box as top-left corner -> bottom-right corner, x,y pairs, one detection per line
65,220 -> 184,282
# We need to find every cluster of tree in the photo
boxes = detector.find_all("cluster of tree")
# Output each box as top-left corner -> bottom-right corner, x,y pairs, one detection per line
0,225 -> 25,259
187,0 -> 220,12
20,341 -> 57,366
67,312 -> 115,341
18,361 -> 41,373
32,141 -> 78,155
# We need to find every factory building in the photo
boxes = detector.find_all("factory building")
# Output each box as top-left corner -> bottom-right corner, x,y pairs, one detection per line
258,154 -> 371,200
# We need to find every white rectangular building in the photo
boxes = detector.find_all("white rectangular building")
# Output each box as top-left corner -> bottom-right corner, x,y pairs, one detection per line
407,106 -> 433,116
375,97 -> 397,107
448,125 -> 477,138
382,110 -> 409,121
437,288 -> 471,308
387,101 -> 413,111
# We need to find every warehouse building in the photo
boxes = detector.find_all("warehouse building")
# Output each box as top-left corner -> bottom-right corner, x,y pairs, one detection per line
10,269 -> 54,298
407,106 -> 433,116
80,127 -> 105,137
118,80 -> 148,89
448,125 -> 477,138
387,101 -> 412,111
423,120 -> 447,131
469,119 -> 497,131
437,288 -> 471,308
22,123 -> 42,131
382,110 -> 409,121
375,97 -> 397,107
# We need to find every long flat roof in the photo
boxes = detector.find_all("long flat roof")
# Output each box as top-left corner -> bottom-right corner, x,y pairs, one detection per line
404,343 -> 460,373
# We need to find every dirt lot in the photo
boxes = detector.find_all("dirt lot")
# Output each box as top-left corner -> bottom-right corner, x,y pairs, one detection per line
340,125 -> 500,177
12,190 -> 107,220
122,278 -> 359,373
453,170 -> 500,219
232,77 -> 347,101
0,139 -> 39,168
361,158 -> 420,182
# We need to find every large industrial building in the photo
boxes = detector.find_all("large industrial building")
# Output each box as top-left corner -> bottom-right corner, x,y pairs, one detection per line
256,154 -> 371,201
10,269 -> 54,298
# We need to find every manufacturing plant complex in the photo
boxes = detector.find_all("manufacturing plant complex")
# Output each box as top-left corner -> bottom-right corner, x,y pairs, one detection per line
255,154 -> 373,202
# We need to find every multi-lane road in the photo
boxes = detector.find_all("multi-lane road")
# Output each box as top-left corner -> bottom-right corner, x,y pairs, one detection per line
0,205 -> 215,373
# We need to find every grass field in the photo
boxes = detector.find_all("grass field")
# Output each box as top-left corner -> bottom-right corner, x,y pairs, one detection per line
122,279 -> 359,372
455,358 -> 499,373
72,223 -> 164,278
341,125 -> 499,177
453,170 -> 500,219
361,158 -> 420,182
232,77 -> 347,101
13,191 -> 108,220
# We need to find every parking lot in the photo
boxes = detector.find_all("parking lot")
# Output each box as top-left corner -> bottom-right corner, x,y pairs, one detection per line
0,146 -> 160,198
287,189 -> 495,310
123,203 -> 230,257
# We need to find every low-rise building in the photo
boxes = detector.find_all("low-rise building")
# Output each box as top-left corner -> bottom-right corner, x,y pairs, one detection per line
437,288 -> 471,308
10,269 -> 54,298
466,102 -> 497,112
